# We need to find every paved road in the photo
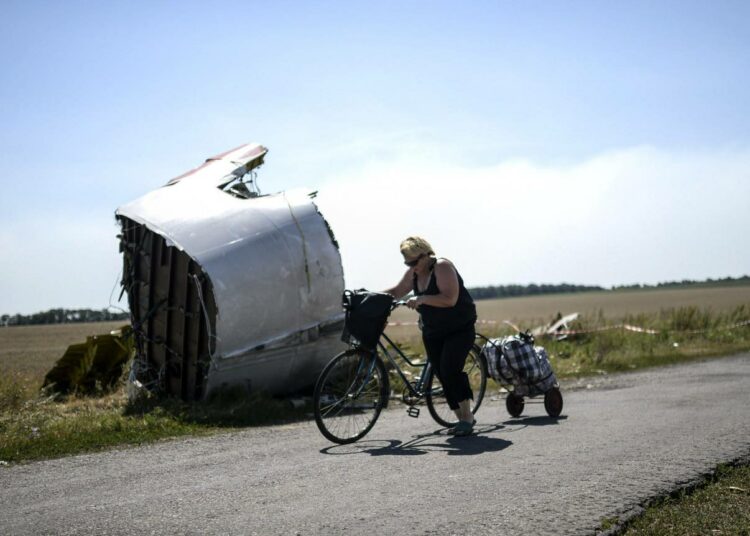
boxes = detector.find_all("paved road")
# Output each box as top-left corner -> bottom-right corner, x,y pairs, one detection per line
2,354 -> 749,536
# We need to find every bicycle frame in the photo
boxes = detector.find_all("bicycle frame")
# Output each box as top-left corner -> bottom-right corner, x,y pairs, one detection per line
364,331 -> 491,400
319,338 -> 412,409
314,325 -> 490,443
343,349 -> 381,401
474,332 -> 492,347
375,332 -> 433,400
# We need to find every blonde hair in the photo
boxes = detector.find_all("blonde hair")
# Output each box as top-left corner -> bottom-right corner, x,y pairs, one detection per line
400,236 -> 435,258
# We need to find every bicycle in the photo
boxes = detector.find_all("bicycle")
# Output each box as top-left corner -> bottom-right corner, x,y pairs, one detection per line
313,300 -> 489,444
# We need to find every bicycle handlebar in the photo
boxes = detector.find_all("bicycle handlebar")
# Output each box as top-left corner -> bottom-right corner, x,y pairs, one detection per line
392,299 -> 407,310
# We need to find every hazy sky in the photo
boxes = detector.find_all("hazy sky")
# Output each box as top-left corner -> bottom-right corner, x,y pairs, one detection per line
1,1 -> 749,314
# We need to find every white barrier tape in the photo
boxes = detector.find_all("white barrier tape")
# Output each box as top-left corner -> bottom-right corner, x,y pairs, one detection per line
387,319 -> 503,327
674,318 -> 750,334
387,319 -> 750,335
554,319 -> 750,336
552,324 -> 659,336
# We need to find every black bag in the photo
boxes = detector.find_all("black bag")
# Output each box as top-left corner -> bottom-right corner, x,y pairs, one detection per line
341,289 -> 395,350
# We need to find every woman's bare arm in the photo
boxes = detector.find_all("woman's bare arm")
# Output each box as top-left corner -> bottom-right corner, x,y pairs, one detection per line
383,268 -> 413,300
408,260 -> 459,308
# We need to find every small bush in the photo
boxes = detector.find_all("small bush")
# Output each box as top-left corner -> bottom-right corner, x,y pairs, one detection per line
0,370 -> 34,412
539,305 -> 750,377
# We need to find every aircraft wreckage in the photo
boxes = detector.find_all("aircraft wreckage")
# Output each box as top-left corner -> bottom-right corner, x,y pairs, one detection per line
116,143 -> 346,400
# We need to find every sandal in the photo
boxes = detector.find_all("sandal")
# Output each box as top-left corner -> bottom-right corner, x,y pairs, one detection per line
447,419 -> 476,435
451,420 -> 475,437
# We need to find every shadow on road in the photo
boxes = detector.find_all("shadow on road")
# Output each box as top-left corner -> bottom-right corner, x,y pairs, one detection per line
320,424 -> 513,457
502,415 -> 568,427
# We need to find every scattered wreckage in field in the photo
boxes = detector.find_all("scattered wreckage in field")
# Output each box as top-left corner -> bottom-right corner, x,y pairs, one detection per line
114,143 -> 347,401
530,312 -> 581,340
42,326 -> 133,397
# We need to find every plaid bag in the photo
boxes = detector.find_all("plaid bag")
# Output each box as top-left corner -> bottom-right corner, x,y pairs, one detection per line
482,340 -> 514,384
483,333 -> 558,396
524,346 -> 557,396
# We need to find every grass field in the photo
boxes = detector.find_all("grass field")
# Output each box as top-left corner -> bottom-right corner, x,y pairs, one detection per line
618,462 -> 750,534
1,285 -> 749,466
4,285 -> 749,394
386,286 -> 750,377
0,321 -> 127,404
389,284 -> 750,334
0,320 -> 126,380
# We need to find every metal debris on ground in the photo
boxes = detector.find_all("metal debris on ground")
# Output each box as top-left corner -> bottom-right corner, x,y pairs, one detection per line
531,312 -> 580,340
41,326 -> 133,397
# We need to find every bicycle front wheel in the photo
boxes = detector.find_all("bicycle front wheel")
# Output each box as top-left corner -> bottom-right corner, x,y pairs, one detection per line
313,349 -> 388,444
425,344 -> 488,428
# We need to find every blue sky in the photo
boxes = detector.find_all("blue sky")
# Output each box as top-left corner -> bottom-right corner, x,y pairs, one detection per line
1,1 -> 749,314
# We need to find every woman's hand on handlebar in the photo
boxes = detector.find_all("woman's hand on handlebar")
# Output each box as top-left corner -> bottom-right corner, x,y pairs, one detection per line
392,297 -> 422,310
405,296 -> 422,310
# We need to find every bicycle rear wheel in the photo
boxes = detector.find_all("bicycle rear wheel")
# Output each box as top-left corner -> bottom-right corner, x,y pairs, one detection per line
425,345 -> 488,428
313,349 -> 388,444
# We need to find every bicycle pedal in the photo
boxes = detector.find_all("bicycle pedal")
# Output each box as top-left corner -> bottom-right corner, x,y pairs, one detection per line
407,407 -> 420,418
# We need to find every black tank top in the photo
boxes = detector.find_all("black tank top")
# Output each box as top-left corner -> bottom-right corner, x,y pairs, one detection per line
413,259 -> 477,337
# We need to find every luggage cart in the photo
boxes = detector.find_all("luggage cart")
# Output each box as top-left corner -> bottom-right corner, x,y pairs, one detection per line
478,333 -> 563,418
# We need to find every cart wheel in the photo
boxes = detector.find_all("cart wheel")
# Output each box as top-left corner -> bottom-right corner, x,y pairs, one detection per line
544,388 -> 563,418
506,393 -> 524,417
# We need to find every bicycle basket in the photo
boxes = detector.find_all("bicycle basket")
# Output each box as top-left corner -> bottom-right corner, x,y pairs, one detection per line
340,289 -> 394,350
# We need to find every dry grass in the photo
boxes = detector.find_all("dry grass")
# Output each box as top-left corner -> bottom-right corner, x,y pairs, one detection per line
4,287 -> 748,390
384,287 -> 750,383
0,321 -> 127,409
0,321 -> 126,385
386,285 -> 750,340
1,287 -> 749,464
0,320 -> 309,463
621,462 -> 750,534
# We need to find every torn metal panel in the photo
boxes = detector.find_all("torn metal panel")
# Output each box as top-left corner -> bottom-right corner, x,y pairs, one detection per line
42,326 -> 133,397
115,143 -> 346,400
531,312 -> 580,340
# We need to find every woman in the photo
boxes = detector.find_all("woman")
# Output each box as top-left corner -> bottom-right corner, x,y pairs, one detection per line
383,236 -> 478,436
